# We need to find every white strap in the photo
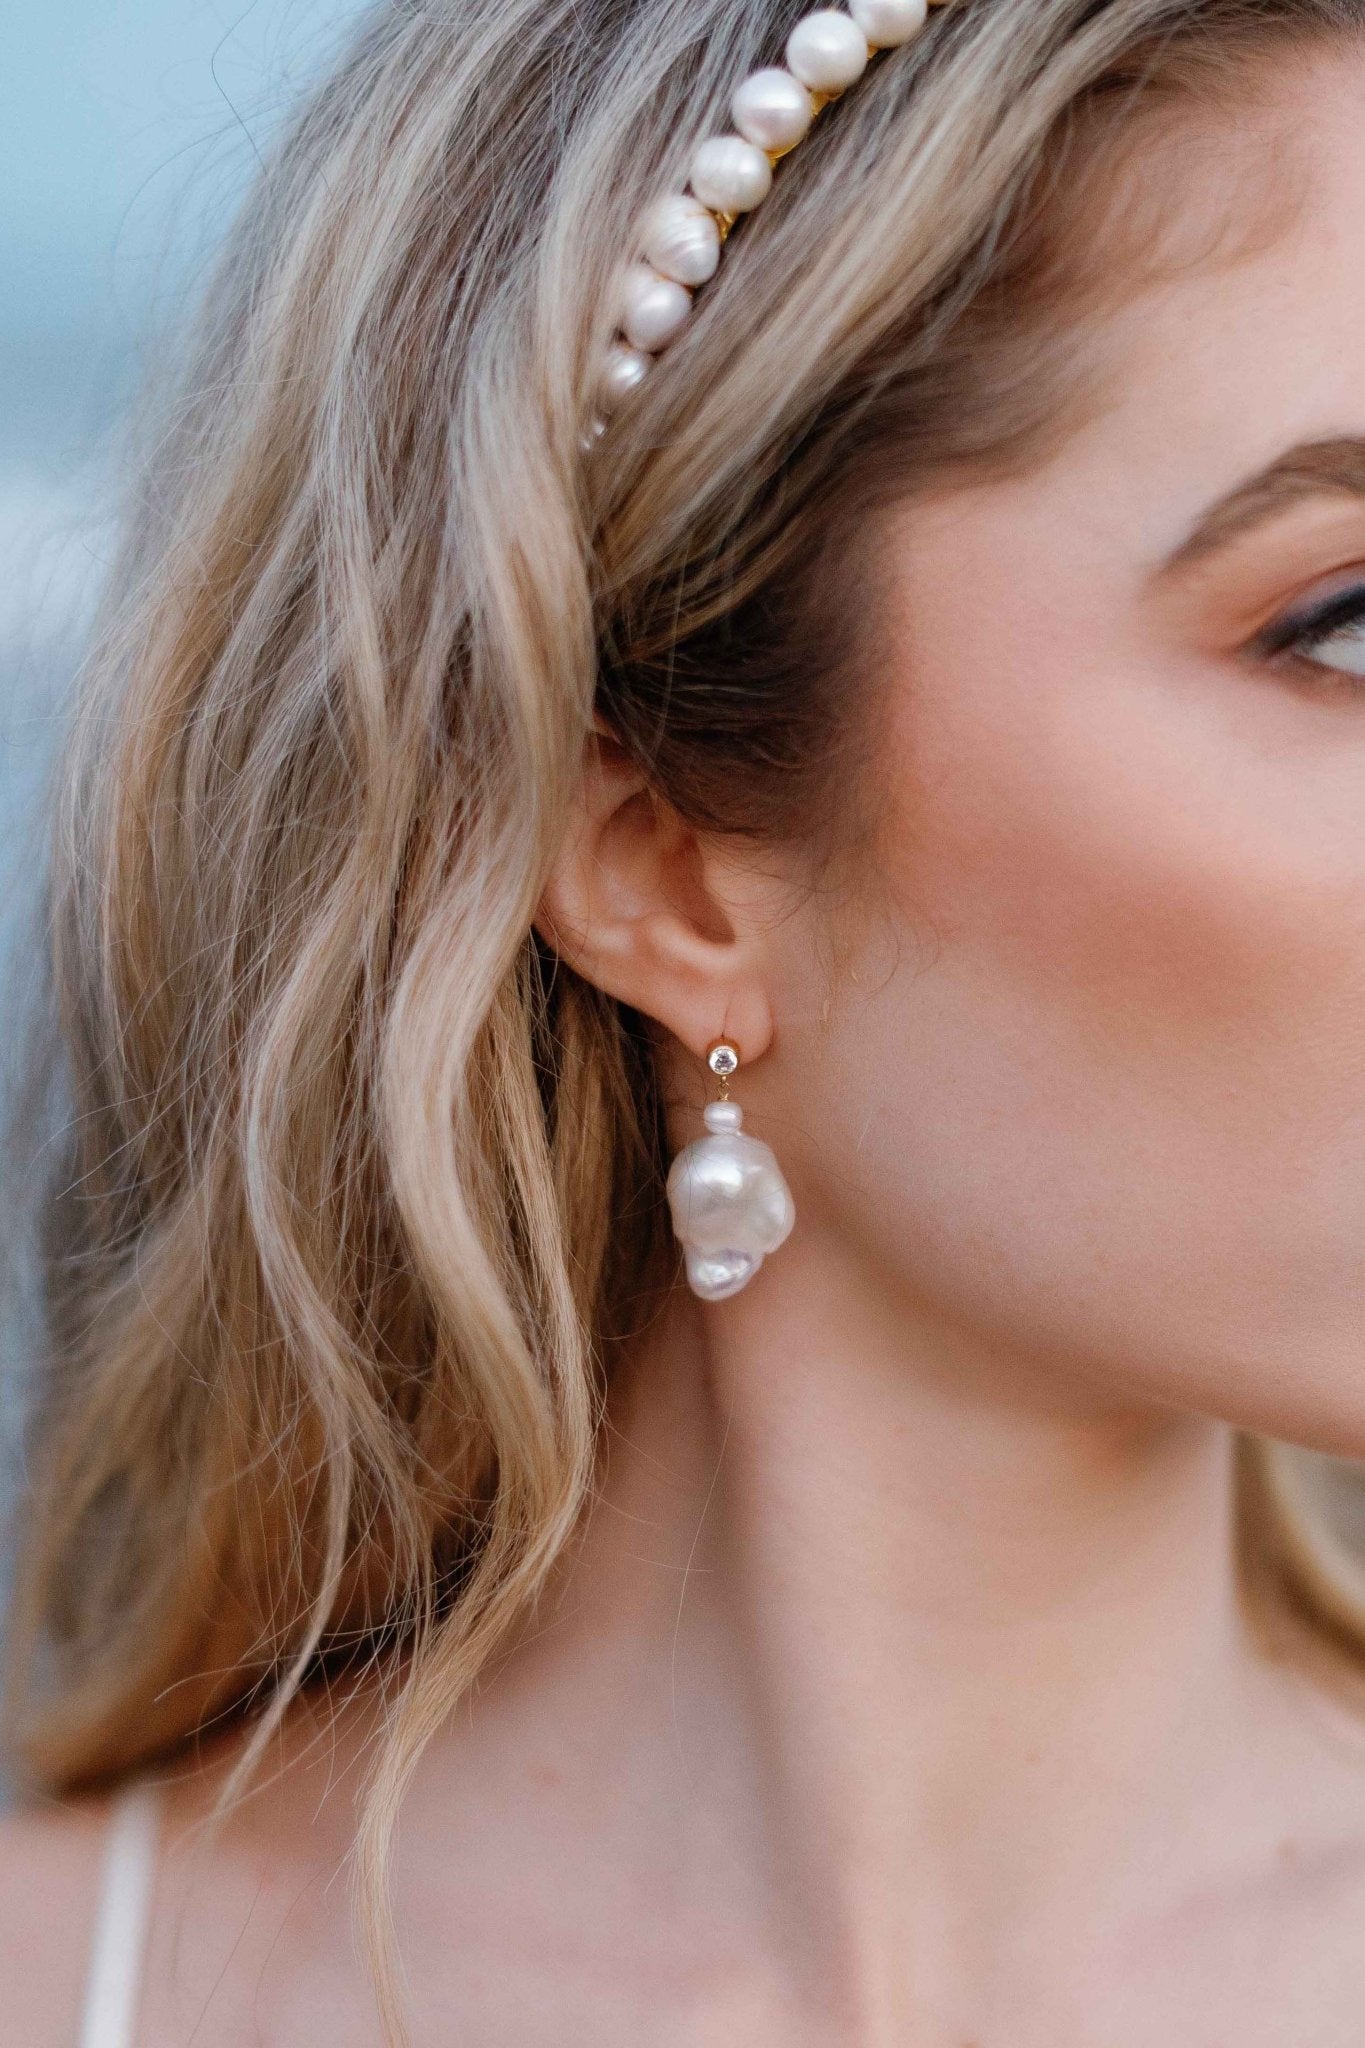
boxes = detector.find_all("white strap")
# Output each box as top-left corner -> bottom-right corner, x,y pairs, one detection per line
78,1780 -> 162,2048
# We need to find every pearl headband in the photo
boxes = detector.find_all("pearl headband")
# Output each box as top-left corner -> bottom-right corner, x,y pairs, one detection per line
586,0 -> 953,442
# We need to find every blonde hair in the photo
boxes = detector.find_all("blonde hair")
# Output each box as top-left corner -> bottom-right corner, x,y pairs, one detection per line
9,0 -> 1365,2032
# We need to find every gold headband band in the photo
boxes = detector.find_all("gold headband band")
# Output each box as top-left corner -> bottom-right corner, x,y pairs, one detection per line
585,0 -> 954,444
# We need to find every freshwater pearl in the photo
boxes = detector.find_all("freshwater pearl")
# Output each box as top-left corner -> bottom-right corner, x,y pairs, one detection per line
599,342 -> 651,411
731,67 -> 815,153
641,192 -> 721,287
689,134 -> 773,214
620,264 -> 693,351
666,1114 -> 797,1302
848,0 -> 928,44
785,10 -> 870,92
703,1099 -> 744,1134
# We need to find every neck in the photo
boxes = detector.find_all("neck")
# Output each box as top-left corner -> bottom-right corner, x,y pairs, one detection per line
555,1228 -> 1261,2031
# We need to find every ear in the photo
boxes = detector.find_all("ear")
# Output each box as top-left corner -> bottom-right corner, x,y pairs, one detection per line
534,721 -> 776,1066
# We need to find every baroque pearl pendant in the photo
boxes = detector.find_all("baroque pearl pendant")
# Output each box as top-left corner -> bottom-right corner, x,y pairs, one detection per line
666,1094 -> 796,1302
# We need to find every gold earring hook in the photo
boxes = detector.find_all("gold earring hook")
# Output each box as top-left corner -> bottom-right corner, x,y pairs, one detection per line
706,1039 -> 741,1102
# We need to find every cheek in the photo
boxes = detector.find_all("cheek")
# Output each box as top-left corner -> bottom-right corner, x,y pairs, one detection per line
792,615 -> 1365,1441
905,669 -> 1365,1106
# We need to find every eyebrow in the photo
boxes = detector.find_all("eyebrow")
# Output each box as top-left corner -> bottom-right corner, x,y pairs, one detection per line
1156,435 -> 1365,578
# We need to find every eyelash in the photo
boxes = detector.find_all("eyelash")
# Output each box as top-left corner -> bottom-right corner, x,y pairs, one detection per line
1252,580 -> 1365,688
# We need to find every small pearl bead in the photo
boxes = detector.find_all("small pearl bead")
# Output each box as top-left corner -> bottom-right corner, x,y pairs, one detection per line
620,264 -> 692,351
785,10 -> 870,92
731,67 -> 815,153
689,134 -> 773,214
848,0 -> 928,44
641,192 -> 721,287
703,1100 -> 745,1135
598,343 -> 651,412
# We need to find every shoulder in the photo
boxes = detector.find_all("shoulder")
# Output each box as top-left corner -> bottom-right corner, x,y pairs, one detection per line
0,1790 -> 110,2044
0,1702 -> 378,2048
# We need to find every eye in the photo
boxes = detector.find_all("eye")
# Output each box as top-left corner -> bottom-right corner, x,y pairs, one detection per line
1252,580 -> 1365,687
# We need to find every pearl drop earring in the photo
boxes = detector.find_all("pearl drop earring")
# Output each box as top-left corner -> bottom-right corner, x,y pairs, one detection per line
666,1040 -> 796,1302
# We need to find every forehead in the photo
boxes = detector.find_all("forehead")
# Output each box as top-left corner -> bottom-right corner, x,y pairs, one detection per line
1052,43 -> 1365,523
897,43 -> 1365,584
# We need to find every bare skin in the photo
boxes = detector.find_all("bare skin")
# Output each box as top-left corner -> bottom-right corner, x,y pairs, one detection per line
11,41 -> 1365,2048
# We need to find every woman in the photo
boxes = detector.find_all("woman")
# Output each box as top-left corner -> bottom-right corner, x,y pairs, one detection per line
7,0 -> 1365,2038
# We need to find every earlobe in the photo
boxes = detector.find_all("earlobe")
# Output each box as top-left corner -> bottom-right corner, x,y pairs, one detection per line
534,723 -> 774,1065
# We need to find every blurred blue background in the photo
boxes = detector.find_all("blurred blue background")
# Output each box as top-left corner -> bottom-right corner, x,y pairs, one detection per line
3,0 -> 367,775
0,0 -> 367,1648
